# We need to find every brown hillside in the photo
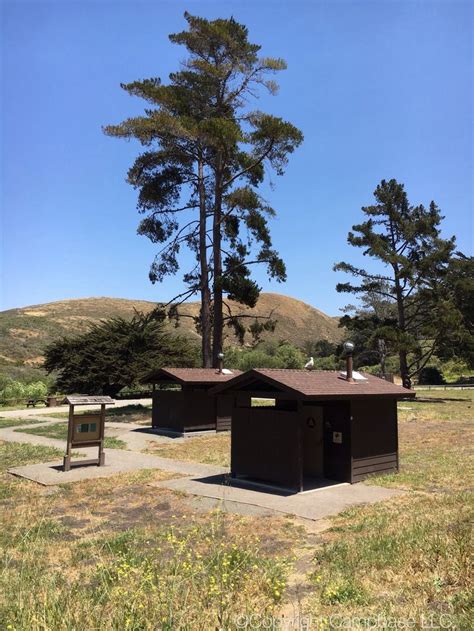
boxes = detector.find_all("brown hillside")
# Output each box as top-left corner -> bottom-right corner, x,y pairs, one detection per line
0,293 -> 341,380
176,293 -> 341,347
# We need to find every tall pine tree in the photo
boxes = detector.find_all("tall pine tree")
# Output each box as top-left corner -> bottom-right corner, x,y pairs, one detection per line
334,179 -> 457,388
104,13 -> 303,366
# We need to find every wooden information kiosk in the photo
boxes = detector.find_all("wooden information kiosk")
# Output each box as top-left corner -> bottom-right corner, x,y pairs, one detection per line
63,395 -> 115,471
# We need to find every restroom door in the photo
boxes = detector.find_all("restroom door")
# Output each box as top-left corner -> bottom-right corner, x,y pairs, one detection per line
323,402 -> 351,482
302,405 -> 324,477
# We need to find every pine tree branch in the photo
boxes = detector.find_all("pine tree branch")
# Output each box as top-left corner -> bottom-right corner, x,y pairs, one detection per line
222,311 -> 276,322
155,221 -> 200,257
407,345 -> 437,375
225,64 -> 268,106
221,258 -> 273,277
149,203 -> 199,216
335,263 -> 394,284
163,287 -> 199,311
222,142 -> 275,189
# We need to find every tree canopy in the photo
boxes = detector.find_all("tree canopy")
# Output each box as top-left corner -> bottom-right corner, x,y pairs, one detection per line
44,310 -> 198,396
104,12 -> 303,367
224,340 -> 306,371
436,252 -> 474,366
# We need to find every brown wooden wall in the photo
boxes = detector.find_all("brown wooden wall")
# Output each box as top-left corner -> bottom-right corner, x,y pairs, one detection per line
152,391 -> 217,432
228,393 -> 399,488
350,398 -> 398,482
152,391 -> 236,433
216,395 -> 234,432
231,407 -> 301,490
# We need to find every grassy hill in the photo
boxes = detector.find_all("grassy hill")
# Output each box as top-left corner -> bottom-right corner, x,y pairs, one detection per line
0,293 -> 342,380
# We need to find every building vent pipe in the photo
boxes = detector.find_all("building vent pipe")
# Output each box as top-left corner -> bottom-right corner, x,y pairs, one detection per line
343,341 -> 355,382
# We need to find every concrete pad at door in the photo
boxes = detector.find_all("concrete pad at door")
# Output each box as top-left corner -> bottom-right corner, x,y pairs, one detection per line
151,475 -> 403,521
8,449 -> 226,486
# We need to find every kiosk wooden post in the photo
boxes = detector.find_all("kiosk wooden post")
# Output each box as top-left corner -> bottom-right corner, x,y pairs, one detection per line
63,396 -> 114,471
99,403 -> 106,466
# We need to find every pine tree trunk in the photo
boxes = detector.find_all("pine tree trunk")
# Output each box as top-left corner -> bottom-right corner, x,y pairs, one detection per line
212,160 -> 224,368
399,350 -> 411,389
378,339 -> 387,377
198,158 -> 212,367
394,273 -> 411,389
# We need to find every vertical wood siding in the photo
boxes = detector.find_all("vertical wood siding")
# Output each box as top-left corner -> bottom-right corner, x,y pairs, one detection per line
152,391 -> 217,432
350,398 -> 398,482
231,407 -> 301,490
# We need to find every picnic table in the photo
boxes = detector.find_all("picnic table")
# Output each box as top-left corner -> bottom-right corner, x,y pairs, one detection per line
26,398 -> 48,408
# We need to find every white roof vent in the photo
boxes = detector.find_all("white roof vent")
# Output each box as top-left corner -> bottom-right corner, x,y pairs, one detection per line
339,371 -> 368,382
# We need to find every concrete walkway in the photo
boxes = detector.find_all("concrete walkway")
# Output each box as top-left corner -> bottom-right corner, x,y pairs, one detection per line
0,421 -> 67,449
0,416 -> 180,452
0,398 -> 152,419
3,414 -> 226,485
151,475 -> 403,521
9,449 -> 226,486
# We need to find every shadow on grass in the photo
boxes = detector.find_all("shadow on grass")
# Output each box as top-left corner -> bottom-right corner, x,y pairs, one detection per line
411,397 -> 469,403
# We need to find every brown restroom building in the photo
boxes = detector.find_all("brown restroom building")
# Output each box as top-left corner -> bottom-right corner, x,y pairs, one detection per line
147,367 -> 242,435
211,369 -> 415,491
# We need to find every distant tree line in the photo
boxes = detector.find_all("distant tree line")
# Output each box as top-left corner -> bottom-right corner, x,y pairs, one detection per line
0,377 -> 49,404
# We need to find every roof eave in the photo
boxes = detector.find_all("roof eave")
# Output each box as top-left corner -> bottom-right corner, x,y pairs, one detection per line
302,391 -> 416,400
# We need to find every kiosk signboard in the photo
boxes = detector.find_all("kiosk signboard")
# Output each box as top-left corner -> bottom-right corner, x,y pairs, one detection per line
63,396 -> 115,471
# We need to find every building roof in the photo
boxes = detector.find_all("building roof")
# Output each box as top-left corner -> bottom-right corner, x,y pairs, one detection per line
210,369 -> 415,399
144,367 -> 243,386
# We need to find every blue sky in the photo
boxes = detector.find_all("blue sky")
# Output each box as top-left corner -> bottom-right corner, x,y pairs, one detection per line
1,0 -> 472,315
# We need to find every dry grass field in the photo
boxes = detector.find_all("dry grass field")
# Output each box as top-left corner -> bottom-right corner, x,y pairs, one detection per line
0,390 -> 472,629
0,446 -> 296,630
146,434 -> 231,468
302,391 -> 473,629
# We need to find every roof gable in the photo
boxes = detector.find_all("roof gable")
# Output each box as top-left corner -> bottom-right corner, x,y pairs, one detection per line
224,371 -> 300,395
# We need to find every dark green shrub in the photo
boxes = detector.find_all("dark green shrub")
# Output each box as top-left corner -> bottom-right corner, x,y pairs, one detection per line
418,366 -> 445,385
